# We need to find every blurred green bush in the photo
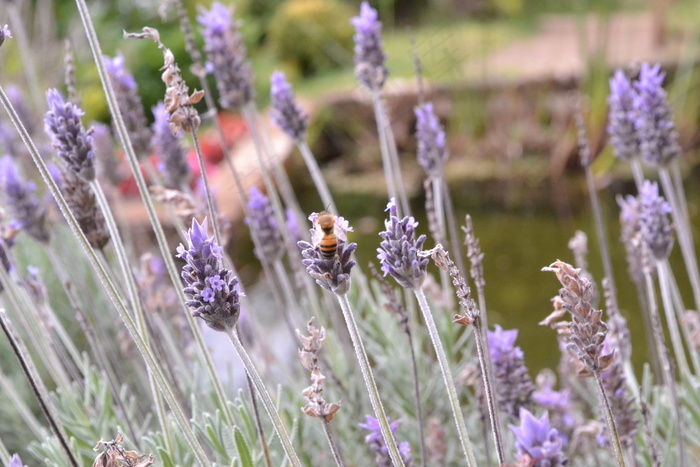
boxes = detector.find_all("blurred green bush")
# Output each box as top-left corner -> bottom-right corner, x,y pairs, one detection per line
268,0 -> 354,78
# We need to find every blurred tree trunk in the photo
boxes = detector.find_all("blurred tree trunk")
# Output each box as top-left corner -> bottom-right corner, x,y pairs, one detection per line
652,0 -> 669,47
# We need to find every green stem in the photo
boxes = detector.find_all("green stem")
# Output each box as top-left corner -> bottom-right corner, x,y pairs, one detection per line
334,292 -> 405,466
188,123 -> 222,245
224,328 -> 302,467
413,287 -> 477,466
321,419 -> 345,467
0,310 -> 79,466
644,267 -> 685,465
593,370 -> 625,467
297,141 -> 336,214
472,318 -> 505,465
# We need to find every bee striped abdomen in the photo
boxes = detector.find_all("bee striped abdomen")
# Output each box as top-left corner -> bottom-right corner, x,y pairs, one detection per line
319,233 -> 337,259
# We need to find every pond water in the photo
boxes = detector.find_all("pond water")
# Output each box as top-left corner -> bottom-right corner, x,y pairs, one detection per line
292,169 -> 700,379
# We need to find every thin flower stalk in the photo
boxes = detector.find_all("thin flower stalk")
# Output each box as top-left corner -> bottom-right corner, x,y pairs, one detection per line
542,261 -> 624,466
109,23 -> 238,427
576,108 -> 621,319
378,202 -> 478,464
423,244 -> 501,465
0,310 -> 78,467
1,84 -> 214,466
299,212 -> 405,466
90,179 -> 175,453
657,167 -> 700,318
178,217 -> 302,466
297,318 -> 344,467
335,292 -> 406,466
642,265 -> 685,465
369,262 -> 427,467
3,9 -> 41,111
351,2 -> 409,215
224,328 -> 302,467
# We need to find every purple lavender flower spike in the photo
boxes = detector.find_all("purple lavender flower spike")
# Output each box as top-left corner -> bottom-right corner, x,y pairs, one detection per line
378,198 -> 428,290
607,70 -> 639,162
351,2 -> 388,91
634,63 -> 681,167
177,217 -> 243,332
198,2 -> 255,110
488,325 -> 535,419
298,211 -> 356,295
639,180 -> 674,260
104,54 -> 152,158
509,408 -> 568,466
44,89 -> 95,181
9,454 -> 26,467
359,415 -> 414,467
270,71 -> 308,142
0,25 -> 11,47
0,156 -> 49,242
245,186 -> 283,262
415,103 -> 448,178
152,102 -> 191,190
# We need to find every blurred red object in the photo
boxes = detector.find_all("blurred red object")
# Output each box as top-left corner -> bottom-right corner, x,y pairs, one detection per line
118,112 -> 247,197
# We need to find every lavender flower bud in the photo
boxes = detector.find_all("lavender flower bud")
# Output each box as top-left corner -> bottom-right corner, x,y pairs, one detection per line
177,217 -> 242,332
44,89 -> 95,181
152,102 -> 191,190
270,71 -> 308,142
0,156 -> 49,242
543,261 -> 613,375
61,167 -> 110,249
359,415 -> 414,467
508,408 -> 568,466
298,211 -> 356,295
639,180 -> 674,260
378,198 -> 428,290
617,193 -> 650,285
198,2 -> 255,110
488,325 -> 534,419
414,103 -> 448,178
245,187 -> 283,262
351,2 -> 388,91
9,454 -> 26,467
598,339 -> 637,448
298,318 -> 341,422
607,70 -> 639,162
0,25 -> 11,47
634,63 -> 681,167
532,375 -> 576,442
104,54 -> 152,158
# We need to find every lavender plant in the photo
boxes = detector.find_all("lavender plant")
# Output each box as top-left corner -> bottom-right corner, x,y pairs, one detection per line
4,2 -> 700,466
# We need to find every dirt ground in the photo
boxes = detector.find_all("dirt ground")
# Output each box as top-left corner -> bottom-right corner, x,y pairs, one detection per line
480,11 -> 688,81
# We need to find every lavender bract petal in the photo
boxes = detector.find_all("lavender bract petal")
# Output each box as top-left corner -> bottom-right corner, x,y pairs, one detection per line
270,71 -> 307,142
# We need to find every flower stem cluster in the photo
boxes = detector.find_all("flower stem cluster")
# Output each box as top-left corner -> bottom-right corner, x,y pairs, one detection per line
245,187 -> 283,263
197,2 -> 255,110
297,318 -> 341,422
414,103 -> 448,179
44,89 -> 95,181
378,199 -> 428,290
270,71 -> 307,142
509,408 -> 568,466
542,261 -> 613,376
351,2 -> 388,91
177,217 -> 242,332
151,102 -> 191,191
359,416 -> 414,467
298,212 -> 356,295
488,325 -> 535,419
0,156 -> 49,242
125,28 -> 204,134
104,54 -> 152,158
638,180 -> 674,261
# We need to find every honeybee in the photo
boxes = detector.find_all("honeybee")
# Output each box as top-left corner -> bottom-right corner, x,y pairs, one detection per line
316,211 -> 338,259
